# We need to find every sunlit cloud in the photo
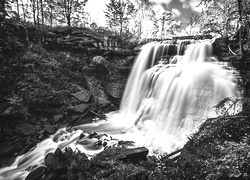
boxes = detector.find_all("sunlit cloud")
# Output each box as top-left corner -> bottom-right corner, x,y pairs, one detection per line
150,0 -> 201,23
172,8 -> 182,18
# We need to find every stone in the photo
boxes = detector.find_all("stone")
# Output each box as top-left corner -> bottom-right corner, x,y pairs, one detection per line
73,104 -> 88,113
93,147 -> 149,165
44,124 -> 57,134
53,114 -> 63,122
85,76 -> 110,106
15,123 -> 36,136
72,89 -> 91,102
92,56 -> 106,65
0,142 -> 22,156
105,82 -> 124,99
45,153 -> 57,169
25,166 -> 47,180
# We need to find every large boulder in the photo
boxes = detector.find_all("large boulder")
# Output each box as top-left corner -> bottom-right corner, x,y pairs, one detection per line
105,82 -> 124,99
85,76 -> 110,107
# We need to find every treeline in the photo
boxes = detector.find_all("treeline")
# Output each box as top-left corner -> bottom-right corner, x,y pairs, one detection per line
3,0 -> 89,28
1,0 -> 250,51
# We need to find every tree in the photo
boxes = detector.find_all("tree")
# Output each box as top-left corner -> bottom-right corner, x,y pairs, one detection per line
20,0 -> 29,22
40,0 -> 44,25
105,0 -> 135,36
0,0 -> 8,23
15,0 -> 20,20
131,0 -> 152,41
198,0 -> 238,36
58,0 -> 88,27
36,0 -> 40,29
31,0 -> 37,26
198,0 -> 250,55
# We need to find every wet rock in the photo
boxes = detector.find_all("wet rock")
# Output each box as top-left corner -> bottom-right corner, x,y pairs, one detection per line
15,123 -> 36,135
72,89 -> 91,102
45,151 -> 67,174
93,147 -> 149,165
86,76 -> 110,107
45,153 -> 57,170
54,148 -> 63,158
44,124 -> 58,134
53,114 -> 63,122
25,166 -> 47,180
105,82 -> 124,99
73,104 -> 89,113
0,155 -> 17,168
0,142 -> 22,156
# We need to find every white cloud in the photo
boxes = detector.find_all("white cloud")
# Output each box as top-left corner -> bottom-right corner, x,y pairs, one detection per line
171,8 -> 182,17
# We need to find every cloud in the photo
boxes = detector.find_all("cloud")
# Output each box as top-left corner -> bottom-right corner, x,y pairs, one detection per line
151,0 -> 201,23
172,8 -> 182,17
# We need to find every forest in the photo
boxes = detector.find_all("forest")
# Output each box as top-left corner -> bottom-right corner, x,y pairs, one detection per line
1,0 -> 250,179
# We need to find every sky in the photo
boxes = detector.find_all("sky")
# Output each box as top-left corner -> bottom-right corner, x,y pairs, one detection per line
85,0 -> 110,26
84,0 -> 202,27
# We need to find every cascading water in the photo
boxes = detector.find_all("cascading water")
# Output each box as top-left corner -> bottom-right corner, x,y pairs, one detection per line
0,41 -> 241,180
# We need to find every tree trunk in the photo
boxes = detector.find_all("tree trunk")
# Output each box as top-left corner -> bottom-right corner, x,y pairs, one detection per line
21,0 -> 26,22
36,0 -> 40,29
16,0 -> 20,19
67,15 -> 71,27
119,16 -> 123,37
237,0 -> 244,56
50,7 -> 53,27
40,0 -> 44,25
0,0 -> 6,23
32,0 -> 36,26
161,15 -> 165,39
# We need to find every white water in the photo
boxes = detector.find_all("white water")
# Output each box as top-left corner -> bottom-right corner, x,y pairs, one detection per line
0,41 -> 241,180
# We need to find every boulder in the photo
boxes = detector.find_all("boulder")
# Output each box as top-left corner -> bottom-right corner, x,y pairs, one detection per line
72,89 -> 91,102
93,147 -> 149,165
105,82 -> 124,99
92,56 -> 106,65
73,104 -> 89,113
85,76 -> 110,107
15,123 -> 36,136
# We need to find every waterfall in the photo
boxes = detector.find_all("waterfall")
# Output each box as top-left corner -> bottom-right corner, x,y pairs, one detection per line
0,41 -> 241,180
115,41 -> 239,151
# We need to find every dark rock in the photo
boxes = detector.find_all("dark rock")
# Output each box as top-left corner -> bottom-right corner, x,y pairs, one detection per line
88,132 -> 98,139
18,142 -> 37,155
72,89 -> 91,102
44,124 -> 58,134
53,114 -> 63,122
79,133 -> 85,139
45,153 -> 57,170
105,82 -> 124,99
15,123 -> 36,135
73,104 -> 88,113
54,148 -> 63,158
25,166 -> 47,180
212,37 -> 229,58
85,76 -> 110,107
93,147 -> 149,165
0,155 -> 17,168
